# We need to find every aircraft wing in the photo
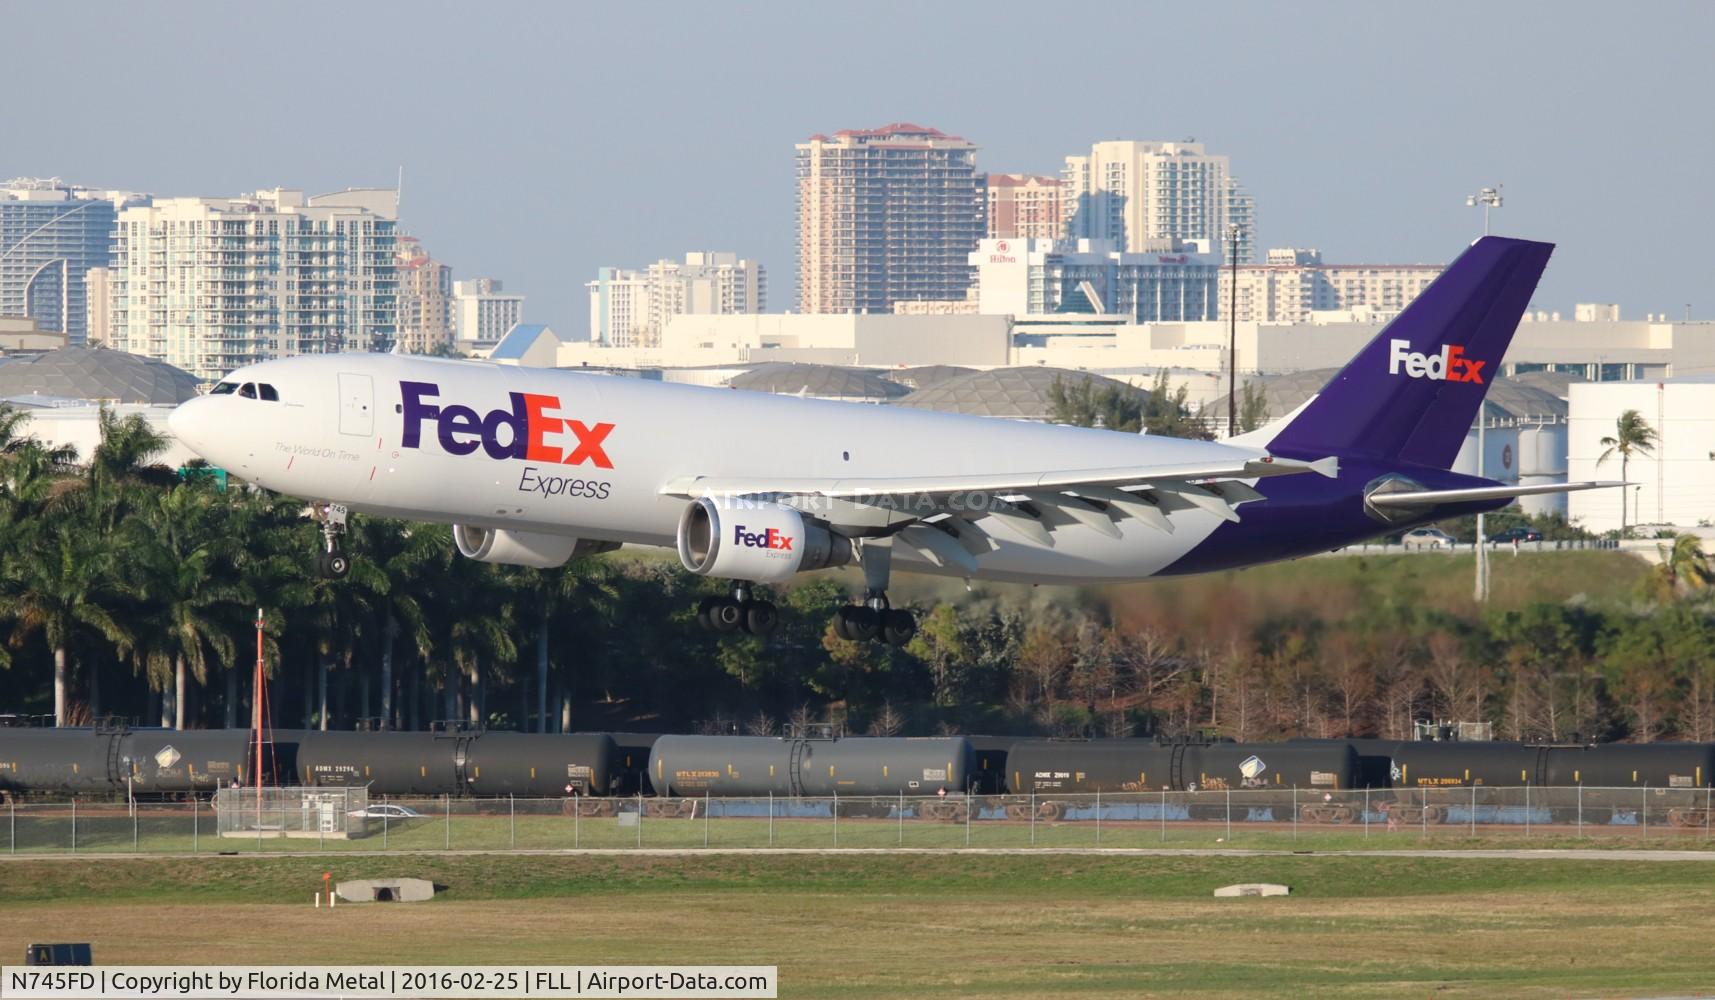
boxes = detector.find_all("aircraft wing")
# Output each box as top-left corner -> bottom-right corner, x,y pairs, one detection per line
660,453 -> 1337,567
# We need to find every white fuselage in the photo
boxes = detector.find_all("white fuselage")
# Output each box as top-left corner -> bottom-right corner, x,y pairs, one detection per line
168,354 -> 1265,583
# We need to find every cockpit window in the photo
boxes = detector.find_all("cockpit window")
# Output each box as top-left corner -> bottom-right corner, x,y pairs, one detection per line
238,383 -> 257,399
259,384 -> 279,402
210,382 -> 238,395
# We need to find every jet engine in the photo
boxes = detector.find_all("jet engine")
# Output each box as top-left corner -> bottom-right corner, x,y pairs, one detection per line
453,524 -> 599,569
676,496 -> 852,583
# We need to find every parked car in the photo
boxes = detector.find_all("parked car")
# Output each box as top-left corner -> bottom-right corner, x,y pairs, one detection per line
1400,527 -> 1458,549
349,804 -> 423,819
1489,526 -> 1543,543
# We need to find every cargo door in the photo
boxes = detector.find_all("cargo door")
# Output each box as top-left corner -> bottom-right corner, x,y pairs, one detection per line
337,373 -> 374,437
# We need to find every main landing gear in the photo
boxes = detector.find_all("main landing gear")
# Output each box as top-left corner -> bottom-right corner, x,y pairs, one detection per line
313,502 -> 351,579
697,583 -> 778,637
832,596 -> 916,646
832,537 -> 915,646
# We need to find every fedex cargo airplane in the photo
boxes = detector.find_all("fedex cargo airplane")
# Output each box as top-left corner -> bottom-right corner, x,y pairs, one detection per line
169,236 -> 1614,644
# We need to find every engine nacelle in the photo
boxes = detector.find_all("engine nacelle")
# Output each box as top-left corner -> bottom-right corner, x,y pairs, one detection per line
453,524 -> 587,568
676,497 -> 852,583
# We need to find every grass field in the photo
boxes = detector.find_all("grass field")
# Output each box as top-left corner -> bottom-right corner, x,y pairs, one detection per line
3,851 -> 1712,998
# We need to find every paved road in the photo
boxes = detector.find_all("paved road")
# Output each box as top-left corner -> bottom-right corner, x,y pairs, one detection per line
5,846 -> 1714,862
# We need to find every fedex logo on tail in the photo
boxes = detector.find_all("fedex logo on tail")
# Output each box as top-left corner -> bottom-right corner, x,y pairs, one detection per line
1387,339 -> 1486,384
399,381 -> 614,467
734,525 -> 794,552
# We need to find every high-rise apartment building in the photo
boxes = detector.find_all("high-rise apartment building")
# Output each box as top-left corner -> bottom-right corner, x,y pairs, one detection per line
1061,141 -> 1255,262
987,174 -> 1064,241
587,251 -> 766,347
1,178 -> 144,346
109,187 -> 398,380
109,188 -> 397,379
454,278 -> 524,346
1217,248 -> 1445,323
796,123 -> 985,315
396,236 -> 453,354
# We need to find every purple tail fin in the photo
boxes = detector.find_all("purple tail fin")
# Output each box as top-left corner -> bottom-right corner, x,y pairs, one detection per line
1268,236 -> 1553,469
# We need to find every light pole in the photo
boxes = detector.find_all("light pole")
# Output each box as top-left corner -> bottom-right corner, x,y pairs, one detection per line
1465,186 -> 1503,236
1226,223 -> 1240,436
1466,187 -> 1503,600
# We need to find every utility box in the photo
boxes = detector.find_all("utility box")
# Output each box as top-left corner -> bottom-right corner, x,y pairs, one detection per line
26,944 -> 92,966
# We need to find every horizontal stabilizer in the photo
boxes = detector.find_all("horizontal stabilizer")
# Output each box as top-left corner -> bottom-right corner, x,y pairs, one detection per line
1366,481 -> 1625,509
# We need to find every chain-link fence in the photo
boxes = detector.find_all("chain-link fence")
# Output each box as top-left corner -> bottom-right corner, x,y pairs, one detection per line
4,785 -> 1712,855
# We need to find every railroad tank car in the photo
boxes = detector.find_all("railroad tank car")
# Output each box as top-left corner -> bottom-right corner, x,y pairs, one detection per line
461,732 -> 615,796
648,735 -> 971,797
1183,742 -> 1360,793
1005,739 -> 1172,794
1385,740 -> 1552,788
1006,740 -> 1361,795
1548,742 -> 1715,790
285,730 -> 461,794
0,727 -> 127,794
123,728 -> 253,793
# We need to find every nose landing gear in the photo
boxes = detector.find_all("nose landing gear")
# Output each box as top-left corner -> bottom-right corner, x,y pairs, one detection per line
313,502 -> 351,579
696,583 -> 778,637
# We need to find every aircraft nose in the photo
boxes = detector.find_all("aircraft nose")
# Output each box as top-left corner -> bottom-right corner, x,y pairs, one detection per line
167,396 -> 210,453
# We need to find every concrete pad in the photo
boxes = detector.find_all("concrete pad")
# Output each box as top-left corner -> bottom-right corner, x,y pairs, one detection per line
335,877 -> 437,903
1214,883 -> 1290,897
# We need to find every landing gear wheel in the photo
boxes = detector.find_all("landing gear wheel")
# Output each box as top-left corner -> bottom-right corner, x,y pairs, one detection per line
703,597 -> 743,633
835,605 -> 879,642
324,551 -> 350,579
881,609 -> 916,646
742,600 -> 778,636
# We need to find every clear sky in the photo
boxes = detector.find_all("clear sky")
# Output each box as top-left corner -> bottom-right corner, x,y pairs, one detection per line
6,0 -> 1710,337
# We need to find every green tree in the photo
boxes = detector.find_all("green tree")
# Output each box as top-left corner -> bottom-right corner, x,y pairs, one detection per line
353,517 -> 444,729
518,554 -> 620,733
1,469 -> 130,726
904,603 -> 969,708
1236,381 -> 1270,434
1142,372 -> 1213,439
1646,533 -> 1714,601
124,483 -> 243,728
1596,409 -> 1658,537
1046,375 -> 1143,432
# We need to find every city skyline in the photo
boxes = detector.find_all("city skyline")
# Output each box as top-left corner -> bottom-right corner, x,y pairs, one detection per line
4,1 -> 1710,338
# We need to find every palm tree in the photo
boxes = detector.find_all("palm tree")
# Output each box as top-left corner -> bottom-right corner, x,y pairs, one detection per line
516,556 -> 619,733
1651,533 -> 1714,599
296,526 -> 389,730
424,552 -> 517,727
1597,409 -> 1658,537
124,482 -> 245,729
220,489 -> 313,728
0,478 -> 131,725
352,515 -> 440,729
